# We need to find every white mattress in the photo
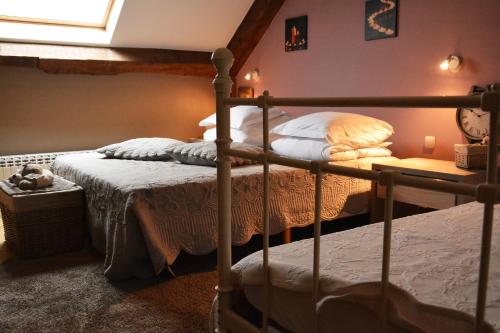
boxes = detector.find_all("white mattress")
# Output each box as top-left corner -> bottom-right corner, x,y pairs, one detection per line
232,202 -> 500,332
53,153 -> 397,280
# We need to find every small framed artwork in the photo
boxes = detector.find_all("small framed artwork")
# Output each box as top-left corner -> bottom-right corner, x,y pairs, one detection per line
285,15 -> 307,52
238,86 -> 254,98
365,0 -> 398,41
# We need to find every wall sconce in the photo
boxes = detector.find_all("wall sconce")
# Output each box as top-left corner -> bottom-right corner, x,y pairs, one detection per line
439,55 -> 462,73
244,69 -> 260,82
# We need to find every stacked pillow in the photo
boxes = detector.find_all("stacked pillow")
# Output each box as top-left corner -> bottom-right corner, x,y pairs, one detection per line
270,111 -> 394,161
199,105 -> 291,147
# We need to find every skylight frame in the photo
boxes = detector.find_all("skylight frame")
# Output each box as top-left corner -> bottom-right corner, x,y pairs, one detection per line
0,0 -> 115,29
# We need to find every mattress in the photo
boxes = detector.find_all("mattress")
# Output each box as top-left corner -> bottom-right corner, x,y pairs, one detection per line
52,152 -> 397,280
232,202 -> 500,332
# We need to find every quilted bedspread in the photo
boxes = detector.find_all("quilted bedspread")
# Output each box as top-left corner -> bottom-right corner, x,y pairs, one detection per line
52,152 -> 396,280
232,202 -> 500,332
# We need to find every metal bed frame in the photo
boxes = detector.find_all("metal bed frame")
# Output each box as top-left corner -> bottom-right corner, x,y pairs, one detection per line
212,47 -> 499,333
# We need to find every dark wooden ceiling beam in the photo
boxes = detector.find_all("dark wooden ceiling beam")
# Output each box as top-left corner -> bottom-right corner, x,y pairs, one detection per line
227,0 -> 285,77
0,42 -> 215,77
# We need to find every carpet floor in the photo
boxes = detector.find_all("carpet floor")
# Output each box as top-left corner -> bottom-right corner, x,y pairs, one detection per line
0,210 -> 369,333
0,243 -> 218,333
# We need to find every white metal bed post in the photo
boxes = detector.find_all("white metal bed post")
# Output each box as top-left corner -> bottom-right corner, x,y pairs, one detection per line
212,48 -> 234,333
260,90 -> 271,332
311,161 -> 323,333
379,170 -> 397,332
475,91 -> 499,333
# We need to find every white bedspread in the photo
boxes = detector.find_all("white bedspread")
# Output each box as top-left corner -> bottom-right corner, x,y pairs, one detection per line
53,152 -> 396,280
233,202 -> 500,332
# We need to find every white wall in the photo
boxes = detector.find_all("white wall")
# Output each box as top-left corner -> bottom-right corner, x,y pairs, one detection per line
110,0 -> 253,50
0,67 -> 215,155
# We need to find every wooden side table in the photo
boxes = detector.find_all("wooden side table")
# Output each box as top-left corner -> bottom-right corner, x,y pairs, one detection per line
371,158 -> 484,222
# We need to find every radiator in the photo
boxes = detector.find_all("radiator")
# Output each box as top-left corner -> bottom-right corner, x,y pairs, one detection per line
0,151 -> 92,180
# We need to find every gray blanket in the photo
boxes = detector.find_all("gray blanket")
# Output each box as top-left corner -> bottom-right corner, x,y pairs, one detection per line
52,152 -> 397,280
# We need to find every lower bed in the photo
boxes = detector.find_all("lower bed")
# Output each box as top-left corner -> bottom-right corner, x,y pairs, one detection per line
52,152 -> 397,280
231,201 -> 500,332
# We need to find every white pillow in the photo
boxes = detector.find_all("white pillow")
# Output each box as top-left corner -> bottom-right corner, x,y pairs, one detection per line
199,105 -> 287,129
271,137 -> 336,160
357,147 -> 393,158
271,112 -> 394,148
204,128 -> 282,147
271,137 -> 392,161
203,115 -> 291,146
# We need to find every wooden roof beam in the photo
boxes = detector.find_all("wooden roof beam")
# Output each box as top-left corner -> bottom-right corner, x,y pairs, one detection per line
0,42 -> 214,76
227,0 -> 285,77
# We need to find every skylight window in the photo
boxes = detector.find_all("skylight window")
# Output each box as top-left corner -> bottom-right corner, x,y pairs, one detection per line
0,0 -> 114,28
0,0 -> 123,45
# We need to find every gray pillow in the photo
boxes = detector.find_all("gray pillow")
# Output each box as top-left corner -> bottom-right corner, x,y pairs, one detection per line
169,141 -> 261,167
97,138 -> 183,161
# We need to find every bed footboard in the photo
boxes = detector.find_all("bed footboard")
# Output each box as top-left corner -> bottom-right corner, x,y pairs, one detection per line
211,47 -> 500,333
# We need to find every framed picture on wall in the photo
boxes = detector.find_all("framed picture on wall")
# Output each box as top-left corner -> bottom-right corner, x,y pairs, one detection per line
365,0 -> 398,41
285,15 -> 307,52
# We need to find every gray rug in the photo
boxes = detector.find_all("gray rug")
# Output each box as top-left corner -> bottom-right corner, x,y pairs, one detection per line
0,249 -> 217,332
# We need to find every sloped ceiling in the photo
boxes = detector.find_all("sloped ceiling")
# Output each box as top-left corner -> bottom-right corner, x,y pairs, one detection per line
110,0 -> 254,51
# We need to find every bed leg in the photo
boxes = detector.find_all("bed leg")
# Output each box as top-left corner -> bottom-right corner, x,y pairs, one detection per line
282,228 -> 292,243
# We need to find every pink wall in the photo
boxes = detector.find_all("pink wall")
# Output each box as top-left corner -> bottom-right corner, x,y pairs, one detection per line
237,0 -> 500,160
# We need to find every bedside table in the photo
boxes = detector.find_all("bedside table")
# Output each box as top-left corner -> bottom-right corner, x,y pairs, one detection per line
370,158 -> 484,222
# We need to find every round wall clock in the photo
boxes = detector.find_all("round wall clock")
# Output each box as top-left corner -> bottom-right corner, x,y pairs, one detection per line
456,107 -> 489,143
456,85 -> 489,143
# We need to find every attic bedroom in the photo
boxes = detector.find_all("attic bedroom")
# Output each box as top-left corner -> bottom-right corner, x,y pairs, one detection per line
0,1 -> 499,332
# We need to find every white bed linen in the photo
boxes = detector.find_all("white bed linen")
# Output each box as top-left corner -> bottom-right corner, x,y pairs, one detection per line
232,202 -> 500,333
52,153 -> 397,280
199,105 -> 286,129
202,114 -> 290,146
271,111 -> 394,148
270,136 -> 392,161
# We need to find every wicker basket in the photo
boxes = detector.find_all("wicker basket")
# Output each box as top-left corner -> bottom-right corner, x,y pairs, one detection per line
0,184 -> 84,258
454,144 -> 487,169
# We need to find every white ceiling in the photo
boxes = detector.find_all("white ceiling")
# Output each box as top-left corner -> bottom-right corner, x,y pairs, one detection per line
109,0 -> 254,51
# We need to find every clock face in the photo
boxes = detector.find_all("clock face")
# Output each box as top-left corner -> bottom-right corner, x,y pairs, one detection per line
456,108 -> 489,141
